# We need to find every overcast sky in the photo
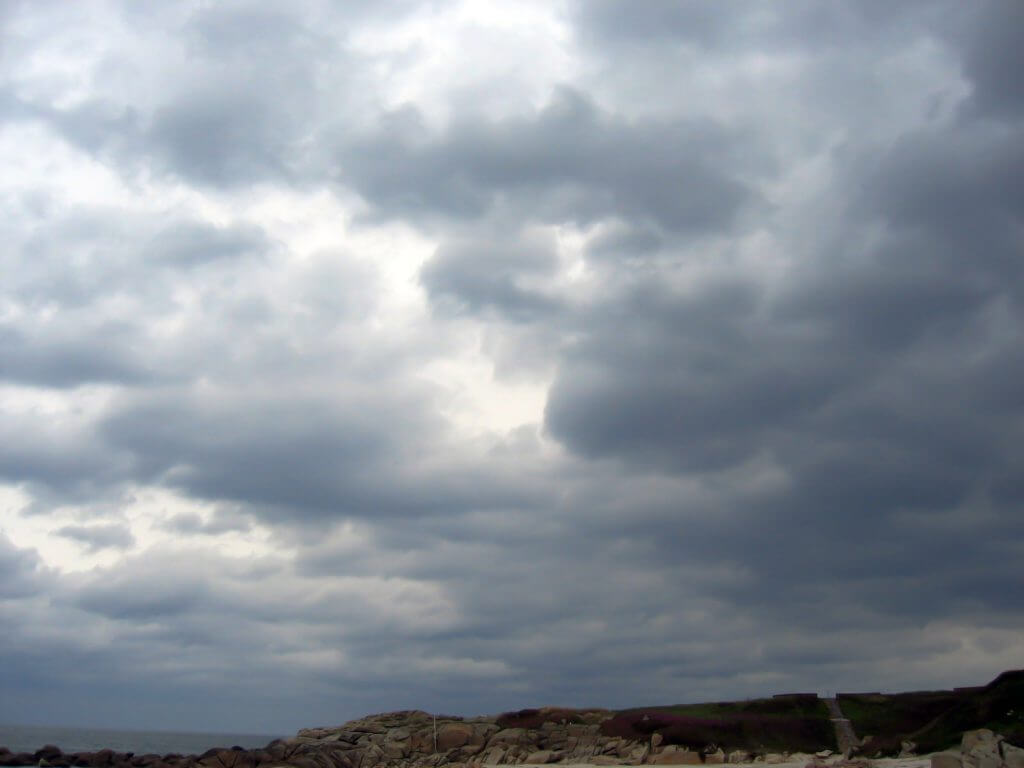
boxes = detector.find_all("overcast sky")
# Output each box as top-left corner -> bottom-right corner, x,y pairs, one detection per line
2,0 -> 1023,736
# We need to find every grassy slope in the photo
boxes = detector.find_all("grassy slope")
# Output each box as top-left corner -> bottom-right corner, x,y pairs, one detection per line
492,670 -> 1024,757
840,670 -> 1024,755
600,696 -> 836,754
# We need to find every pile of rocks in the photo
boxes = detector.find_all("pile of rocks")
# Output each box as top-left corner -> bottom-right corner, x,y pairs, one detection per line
0,709 -> 808,768
285,710 -> 822,768
291,709 -> 640,768
19,713 -> 1021,768
930,730 -> 1024,768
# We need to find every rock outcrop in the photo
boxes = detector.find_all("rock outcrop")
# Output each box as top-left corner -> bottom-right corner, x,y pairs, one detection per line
0,708 -> 778,768
929,730 -> 1024,768
7,719 -> 1020,768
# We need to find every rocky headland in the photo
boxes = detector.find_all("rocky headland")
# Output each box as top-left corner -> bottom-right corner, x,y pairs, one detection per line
2,671 -> 1020,768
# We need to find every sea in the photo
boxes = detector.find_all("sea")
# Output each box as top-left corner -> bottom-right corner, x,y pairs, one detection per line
0,723 -> 282,759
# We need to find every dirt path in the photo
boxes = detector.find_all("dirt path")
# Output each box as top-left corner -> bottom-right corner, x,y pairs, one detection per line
825,697 -> 860,755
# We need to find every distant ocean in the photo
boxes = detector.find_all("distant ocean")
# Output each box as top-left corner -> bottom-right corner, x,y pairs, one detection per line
0,723 -> 282,758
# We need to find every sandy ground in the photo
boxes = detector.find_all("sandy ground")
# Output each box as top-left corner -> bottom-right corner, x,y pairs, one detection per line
516,758 -> 936,768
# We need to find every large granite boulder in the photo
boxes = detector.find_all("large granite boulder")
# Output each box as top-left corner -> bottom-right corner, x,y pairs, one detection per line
436,724 -> 475,752
1003,743 -> 1024,768
651,746 -> 703,765
963,730 -> 1004,768
932,753 -> 963,768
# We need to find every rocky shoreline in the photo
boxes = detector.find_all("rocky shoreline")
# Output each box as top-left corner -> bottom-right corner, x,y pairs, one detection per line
1,709 -> 1020,768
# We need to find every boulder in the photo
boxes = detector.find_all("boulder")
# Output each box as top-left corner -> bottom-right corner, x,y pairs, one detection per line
487,731 -> 526,747
437,724 -> 476,752
91,751 -> 117,768
963,730 -> 1003,768
352,725 -> 387,736
728,751 -> 750,764
931,753 -> 962,768
814,752 -> 832,760
627,744 -> 649,763
763,755 -> 788,765
651,750 -> 703,765
479,747 -> 505,765
705,750 -> 725,765
523,751 -> 555,764
383,743 -> 407,760
1003,743 -> 1024,768
36,746 -> 64,762
652,735 -> 664,749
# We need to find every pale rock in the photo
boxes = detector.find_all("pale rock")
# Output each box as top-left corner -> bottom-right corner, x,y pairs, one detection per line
602,740 -> 621,755
437,724 -> 475,752
458,743 -> 485,758
900,741 -> 917,758
524,751 -> 554,764
354,725 -> 387,735
705,750 -> 725,765
1002,743 -> 1024,768
962,730 -> 1003,768
930,752 -> 962,768
488,730 -> 526,747
814,752 -> 832,759
383,743 -> 407,760
628,744 -> 649,762
651,750 -> 703,765
728,751 -> 750,763
764,755 -> 788,764
480,747 -> 505,765
652,735 -> 664,749
473,725 -> 499,741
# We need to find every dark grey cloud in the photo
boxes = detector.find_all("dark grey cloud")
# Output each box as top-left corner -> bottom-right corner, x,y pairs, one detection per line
421,232 -> 562,322
962,0 -> 1024,119
0,323 -> 155,388
148,221 -> 270,267
160,510 -> 252,536
1,0 -> 1022,739
574,0 -> 964,51
55,523 -> 136,553
0,533 -> 48,598
337,88 -> 762,234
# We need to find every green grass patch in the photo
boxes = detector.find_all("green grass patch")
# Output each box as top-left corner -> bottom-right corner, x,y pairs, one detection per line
839,670 -> 1024,755
602,696 -> 836,753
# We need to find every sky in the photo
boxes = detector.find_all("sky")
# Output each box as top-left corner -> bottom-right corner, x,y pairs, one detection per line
1,0 -> 1023,736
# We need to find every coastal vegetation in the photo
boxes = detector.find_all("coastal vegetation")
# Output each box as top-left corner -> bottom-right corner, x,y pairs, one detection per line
840,670 -> 1024,755
599,695 -> 835,753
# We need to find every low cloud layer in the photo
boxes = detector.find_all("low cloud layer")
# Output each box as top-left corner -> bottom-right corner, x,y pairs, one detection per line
1,0 -> 1022,735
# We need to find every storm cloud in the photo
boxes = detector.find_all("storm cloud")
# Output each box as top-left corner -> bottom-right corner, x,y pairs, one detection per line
1,0 -> 1022,736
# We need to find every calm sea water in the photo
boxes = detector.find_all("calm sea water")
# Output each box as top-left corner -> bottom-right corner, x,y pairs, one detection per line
0,723 -> 282,757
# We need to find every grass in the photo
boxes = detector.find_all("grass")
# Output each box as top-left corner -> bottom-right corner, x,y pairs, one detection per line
839,670 -> 1024,755
600,696 -> 836,753
495,707 -> 607,730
